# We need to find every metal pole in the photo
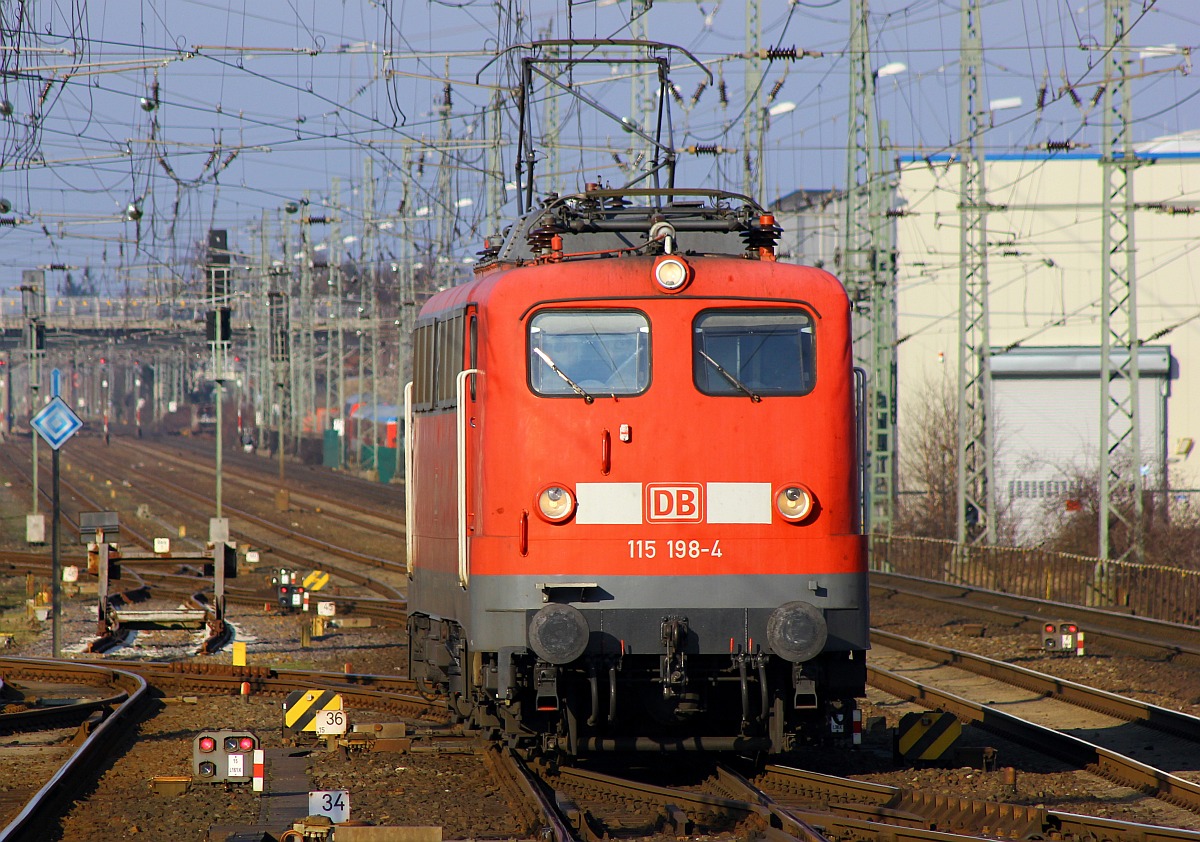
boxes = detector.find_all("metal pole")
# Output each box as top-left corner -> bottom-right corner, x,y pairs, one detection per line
215,380 -> 223,518
51,445 -> 60,658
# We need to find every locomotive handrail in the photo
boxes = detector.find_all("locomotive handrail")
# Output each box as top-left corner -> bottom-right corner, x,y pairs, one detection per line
404,381 -> 415,578
457,369 -> 481,589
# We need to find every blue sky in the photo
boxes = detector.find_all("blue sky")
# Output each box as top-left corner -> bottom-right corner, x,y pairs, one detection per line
0,0 -> 1194,300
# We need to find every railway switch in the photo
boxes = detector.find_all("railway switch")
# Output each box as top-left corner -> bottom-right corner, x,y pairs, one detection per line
192,730 -> 258,783
1041,620 -> 1083,655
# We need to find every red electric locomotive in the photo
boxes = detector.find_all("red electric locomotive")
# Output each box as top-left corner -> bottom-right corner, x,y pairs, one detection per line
405,187 -> 868,755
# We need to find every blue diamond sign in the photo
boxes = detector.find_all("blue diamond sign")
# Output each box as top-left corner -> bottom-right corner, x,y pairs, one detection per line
32,396 -> 83,450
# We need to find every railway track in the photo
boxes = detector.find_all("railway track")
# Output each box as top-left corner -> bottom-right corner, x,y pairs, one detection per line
0,659 -> 574,842
70,440 -> 408,598
0,658 -> 148,841
2,438 -> 408,608
533,756 -> 1200,842
869,628 -> 1200,813
871,570 -> 1200,665
106,437 -> 407,541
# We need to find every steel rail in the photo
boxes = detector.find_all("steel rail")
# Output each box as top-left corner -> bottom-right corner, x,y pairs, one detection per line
549,763 -> 1020,842
0,659 -> 134,732
26,441 -> 407,603
752,764 -> 1200,842
868,653 -> 1200,813
485,747 -> 579,842
871,570 -> 1200,664
0,659 -> 148,842
101,438 -> 407,540
74,444 -> 406,582
872,627 -> 1200,741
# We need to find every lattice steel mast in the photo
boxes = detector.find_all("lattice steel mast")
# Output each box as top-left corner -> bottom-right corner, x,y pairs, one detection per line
1098,0 -> 1141,562
843,0 -> 897,534
956,0 -> 996,545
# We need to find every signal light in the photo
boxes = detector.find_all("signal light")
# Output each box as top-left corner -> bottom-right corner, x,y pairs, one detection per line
193,731 -> 258,783
1041,619 -> 1081,653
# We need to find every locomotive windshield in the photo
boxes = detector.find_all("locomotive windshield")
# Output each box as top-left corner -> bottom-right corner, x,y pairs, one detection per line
529,310 -> 650,397
693,309 -> 816,397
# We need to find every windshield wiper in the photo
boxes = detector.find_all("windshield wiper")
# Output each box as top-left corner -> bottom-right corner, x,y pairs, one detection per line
698,350 -> 761,402
533,348 -> 595,404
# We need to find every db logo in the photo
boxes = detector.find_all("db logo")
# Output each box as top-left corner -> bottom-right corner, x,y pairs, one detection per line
646,484 -> 704,523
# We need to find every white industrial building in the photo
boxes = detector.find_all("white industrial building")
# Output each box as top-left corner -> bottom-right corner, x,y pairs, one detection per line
778,137 -> 1200,539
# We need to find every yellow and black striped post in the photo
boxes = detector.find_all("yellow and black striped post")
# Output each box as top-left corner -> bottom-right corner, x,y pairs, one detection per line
895,711 -> 961,762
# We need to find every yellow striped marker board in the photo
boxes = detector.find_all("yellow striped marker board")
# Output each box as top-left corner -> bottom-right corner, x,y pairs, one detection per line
283,689 -> 344,735
303,569 -> 331,591
896,711 -> 961,761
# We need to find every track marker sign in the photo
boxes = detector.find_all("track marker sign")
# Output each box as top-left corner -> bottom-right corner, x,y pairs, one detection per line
315,708 -> 347,735
309,789 -> 350,823
31,396 -> 82,450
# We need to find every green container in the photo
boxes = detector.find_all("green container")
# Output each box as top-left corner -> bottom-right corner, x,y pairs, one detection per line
323,429 -> 342,468
359,445 -> 399,484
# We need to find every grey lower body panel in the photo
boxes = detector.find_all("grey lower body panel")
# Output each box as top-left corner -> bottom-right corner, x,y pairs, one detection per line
409,570 -> 869,656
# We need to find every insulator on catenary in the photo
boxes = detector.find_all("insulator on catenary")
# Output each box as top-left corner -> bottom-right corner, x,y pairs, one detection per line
1044,140 -> 1075,151
685,145 -> 730,155
1036,84 -> 1047,111
1089,86 -> 1104,109
690,81 -> 707,105
768,78 -> 785,102
669,83 -> 684,105
442,83 -> 452,109
718,79 -> 728,106
764,47 -> 797,61
1064,85 -> 1082,108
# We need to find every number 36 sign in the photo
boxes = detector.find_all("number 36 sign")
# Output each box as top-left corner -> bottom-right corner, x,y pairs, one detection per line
309,789 -> 350,823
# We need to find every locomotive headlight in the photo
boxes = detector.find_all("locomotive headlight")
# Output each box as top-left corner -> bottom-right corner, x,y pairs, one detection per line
536,484 -> 576,523
652,255 -> 693,293
776,484 -> 815,521
529,603 -> 590,664
767,601 -> 828,663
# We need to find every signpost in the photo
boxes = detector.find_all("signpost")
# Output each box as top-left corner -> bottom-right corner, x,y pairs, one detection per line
30,369 -> 83,658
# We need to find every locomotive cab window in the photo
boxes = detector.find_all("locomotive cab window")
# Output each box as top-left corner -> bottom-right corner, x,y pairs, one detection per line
693,309 -> 815,397
529,310 -> 650,397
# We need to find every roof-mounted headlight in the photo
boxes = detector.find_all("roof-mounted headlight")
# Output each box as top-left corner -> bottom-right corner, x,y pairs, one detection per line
536,484 -> 576,523
652,255 -> 692,293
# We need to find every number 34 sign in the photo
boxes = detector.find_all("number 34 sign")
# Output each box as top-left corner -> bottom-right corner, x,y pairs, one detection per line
309,789 -> 350,823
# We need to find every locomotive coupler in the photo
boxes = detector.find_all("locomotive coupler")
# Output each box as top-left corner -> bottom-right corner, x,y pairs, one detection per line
660,616 -> 689,699
534,661 -> 559,711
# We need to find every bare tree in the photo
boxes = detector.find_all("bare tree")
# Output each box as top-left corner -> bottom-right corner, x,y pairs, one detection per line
895,379 -> 958,539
